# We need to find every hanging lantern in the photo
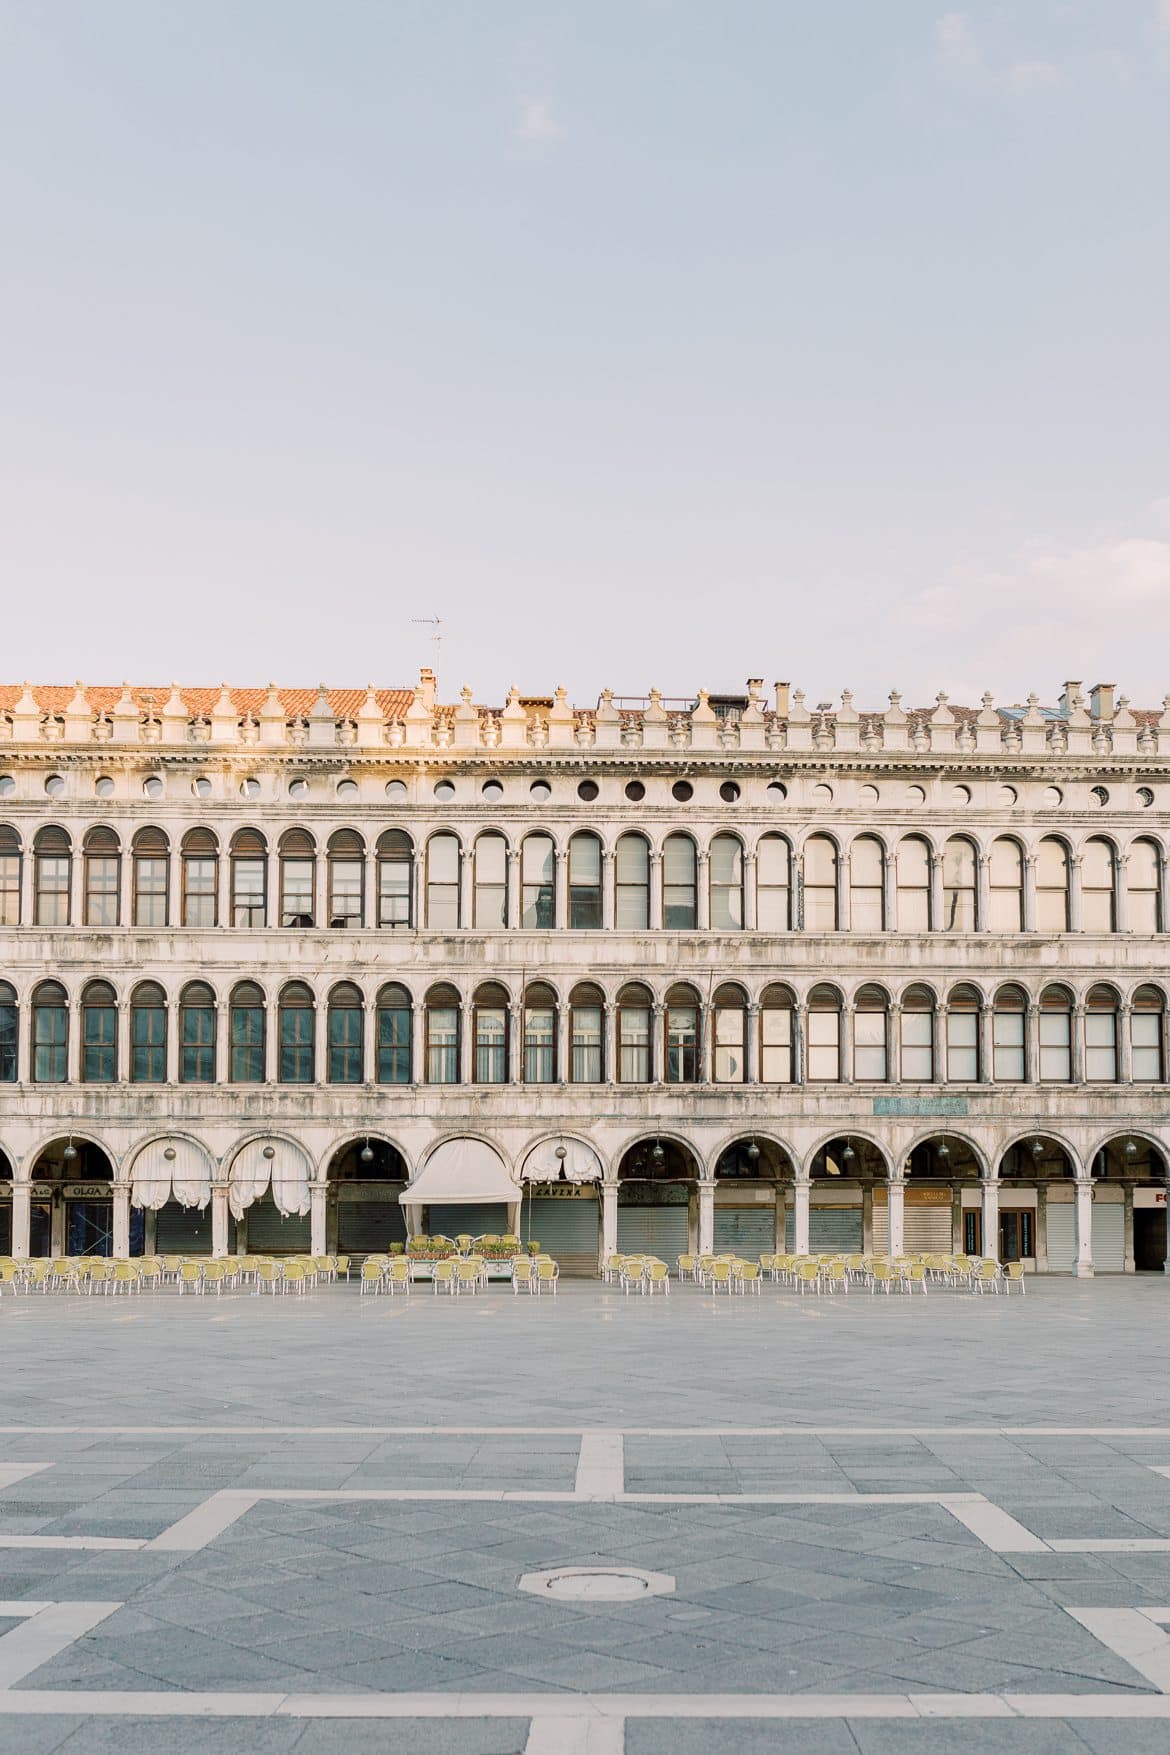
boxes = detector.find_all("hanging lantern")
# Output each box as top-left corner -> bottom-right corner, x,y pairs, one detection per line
841,1140 -> 855,1162
1125,1138 -> 1138,1158
936,1139 -> 950,1160
651,1140 -> 666,1166
163,1146 -> 177,1163
1031,1138 -> 1044,1158
262,1144 -> 276,1161
745,1139 -> 761,1164
360,1139 -> 375,1165
63,1138 -> 77,1162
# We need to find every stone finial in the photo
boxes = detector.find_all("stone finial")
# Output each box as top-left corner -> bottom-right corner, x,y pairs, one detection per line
357,684 -> 386,749
548,684 -> 575,749
308,684 -> 337,749
211,683 -> 238,745
111,682 -> 139,743
594,688 -> 621,748
500,684 -> 527,748
160,683 -> 187,740
64,682 -> 92,741
259,683 -> 286,746
453,684 -> 479,749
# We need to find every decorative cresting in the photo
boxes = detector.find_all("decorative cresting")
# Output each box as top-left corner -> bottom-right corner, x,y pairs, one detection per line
228,1136 -> 313,1219
520,1138 -> 603,1184
129,1137 -> 213,1211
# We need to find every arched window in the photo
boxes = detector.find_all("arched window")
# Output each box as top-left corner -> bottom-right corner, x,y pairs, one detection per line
1036,838 -> 1070,933
181,828 -> 218,927
327,981 -> 363,1083
1082,839 -> 1116,933
327,830 -> 364,929
83,827 -> 120,926
1132,985 -> 1165,1082
230,829 -> 267,927
32,980 -> 68,1082
473,833 -> 507,928
521,834 -> 556,928
425,983 -> 460,1083
376,983 -> 412,1084
376,830 -> 413,928
759,983 -> 794,1083
279,829 -> 316,929
0,826 -> 20,925
1039,984 -> 1073,1081
425,834 -> 460,929
946,984 -> 980,1081
807,984 -> 842,1081
568,832 -> 602,929
1084,984 -> 1119,1081
900,985 -> 935,1081
473,982 -> 508,1083
713,983 -> 747,1083
278,982 -> 315,1082
709,835 -> 744,930
896,837 -> 931,932
803,837 -> 838,931
662,835 -> 697,930
992,985 -> 1027,1081
942,837 -> 977,931
524,982 -> 557,1083
989,837 -> 1024,932
81,979 -> 117,1083
756,835 -> 790,931
569,982 -> 604,1082
664,984 -> 700,1082
1128,840 -> 1161,934
853,985 -> 889,1081
615,834 -> 650,929
849,836 -> 884,932
130,981 -> 167,1083
617,983 -> 652,1082
34,826 -> 71,927
229,981 -> 266,1082
132,827 -> 169,927
0,981 -> 15,1082
179,981 -> 216,1084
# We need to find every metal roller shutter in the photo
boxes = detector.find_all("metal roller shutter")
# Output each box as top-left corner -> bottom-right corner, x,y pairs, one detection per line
246,1197 -> 311,1254
428,1204 -> 511,1240
809,1207 -> 862,1252
525,1197 -> 599,1276
617,1206 -> 690,1260
155,1203 -> 213,1255
1045,1203 -> 1076,1273
1091,1201 -> 1125,1273
713,1208 -> 775,1260
0,1207 -> 10,1254
905,1207 -> 953,1253
338,1201 -> 406,1254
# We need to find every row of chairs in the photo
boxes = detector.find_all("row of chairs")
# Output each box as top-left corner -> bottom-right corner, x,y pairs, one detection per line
0,1255 -> 348,1295
360,1254 -> 561,1296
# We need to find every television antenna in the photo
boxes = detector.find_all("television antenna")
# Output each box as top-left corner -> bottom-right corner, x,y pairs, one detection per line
412,616 -> 444,674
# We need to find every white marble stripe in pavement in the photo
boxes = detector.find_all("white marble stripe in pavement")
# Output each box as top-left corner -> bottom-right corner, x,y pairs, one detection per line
575,1433 -> 624,1498
942,1499 -> 1050,1552
526,1714 -> 624,1755
0,1535 -> 144,1551
1051,1539 -> 1170,1552
0,1465 -> 50,1490
1067,1608 -> 1170,1693
6,1423 -> 1170,1435
0,1603 -> 120,1689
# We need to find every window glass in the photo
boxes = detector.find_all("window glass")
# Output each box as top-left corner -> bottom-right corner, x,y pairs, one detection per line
230,991 -> 265,1081
1082,840 -> 1115,933
615,836 -> 649,929
0,851 -> 19,926
709,835 -> 743,930
0,984 -> 16,1081
183,858 -> 216,927
521,835 -> 555,929
1036,839 -> 1070,933
426,835 -> 460,929
756,836 -> 790,931
665,1002 -> 699,1081
1084,991 -> 1118,1081
760,1004 -> 793,1083
328,993 -> 363,1082
131,991 -> 166,1083
901,1000 -> 934,1081
989,839 -> 1024,932
134,857 -> 168,927
1129,840 -> 1160,933
853,992 -> 888,1081
850,836 -> 884,932
524,1004 -> 555,1082
946,992 -> 979,1081
662,836 -> 696,929
33,988 -> 68,1082
803,837 -> 838,931
896,838 -> 931,932
377,835 -> 412,928
992,993 -> 1026,1081
85,855 -> 119,926
329,861 -> 363,927
232,856 -> 266,927
475,1004 -> 507,1082
280,859 -> 314,928
942,838 -> 976,931
570,1004 -> 602,1082
1132,994 -> 1163,1082
426,1005 -> 459,1082
618,1002 -> 650,1081
568,834 -> 602,929
82,989 -> 117,1083
278,991 -> 315,1082
179,990 -> 216,1083
474,834 -> 507,928
35,854 -> 70,926
376,1000 -> 412,1083
1038,994 -> 1071,1080
714,1004 -> 745,1082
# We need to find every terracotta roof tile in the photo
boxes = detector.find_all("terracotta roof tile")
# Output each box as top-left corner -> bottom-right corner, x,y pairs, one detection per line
0,686 -> 414,719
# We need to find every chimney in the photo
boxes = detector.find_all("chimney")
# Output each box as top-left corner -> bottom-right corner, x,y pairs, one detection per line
1089,682 -> 1115,721
773,681 -> 790,717
1058,681 -> 1083,716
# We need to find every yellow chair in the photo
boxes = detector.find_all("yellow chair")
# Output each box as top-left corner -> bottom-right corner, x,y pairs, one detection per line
602,1254 -> 624,1284
431,1258 -> 457,1295
456,1234 -> 473,1253
795,1260 -> 821,1295
973,1260 -> 1002,1295
1004,1262 -> 1027,1294
387,1259 -> 411,1295
500,1234 -> 521,1250
512,1258 -> 537,1295
360,1260 -> 384,1295
480,1234 -> 500,1246
177,1261 -> 203,1296
822,1260 -> 849,1296
535,1259 -> 559,1296
870,1261 -> 896,1294
455,1260 -> 482,1296
253,1260 -> 283,1295
110,1261 -> 141,1295
335,1254 -> 351,1281
200,1260 -> 228,1296
733,1260 -> 762,1296
282,1261 -> 309,1295
904,1262 -> 929,1295
676,1254 -> 696,1282
707,1260 -> 734,1296
645,1261 -> 670,1296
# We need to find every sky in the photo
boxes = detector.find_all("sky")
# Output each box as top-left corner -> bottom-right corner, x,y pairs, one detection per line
1,0 -> 1168,709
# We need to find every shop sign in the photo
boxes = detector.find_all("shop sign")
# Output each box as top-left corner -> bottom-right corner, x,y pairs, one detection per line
618,1181 -> 688,1206
873,1097 -> 969,1117
874,1186 -> 952,1207
63,1185 -> 113,1200
526,1183 -> 597,1199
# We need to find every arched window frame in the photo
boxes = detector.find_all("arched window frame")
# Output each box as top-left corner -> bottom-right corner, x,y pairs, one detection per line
614,834 -> 650,930
327,831 -> 365,929
662,835 -> 697,930
567,832 -> 603,930
759,985 -> 795,1084
130,981 -> 167,1083
375,983 -> 412,1084
327,982 -> 364,1083
279,830 -> 316,930
0,826 -> 20,927
376,830 -> 413,928
523,983 -> 557,1083
229,981 -> 266,1083
521,833 -> 556,929
755,835 -> 791,932
1132,986 -> 1165,1083
1128,839 -> 1162,934
81,980 -> 118,1084
473,832 -> 508,929
1081,838 -> 1117,934
709,835 -> 744,931
34,827 -> 71,928
807,985 -> 842,1081
713,984 -> 747,1083
1084,984 -> 1119,1082
32,980 -> 68,1083
849,836 -> 885,932
992,985 -> 1027,1082
617,984 -> 652,1083
83,827 -> 120,927
425,985 -> 460,1083
946,985 -> 980,1082
1038,985 -> 1073,1081
473,983 -> 509,1083
0,980 -> 16,1083
178,981 -> 216,1084
895,837 -> 931,933
180,829 -> 218,928
568,983 -> 604,1083
803,837 -> 839,932
132,827 -> 170,928
425,834 -> 461,930
278,982 -> 316,1083
230,830 -> 267,928
989,837 -> 1024,932
664,984 -> 700,1083
853,985 -> 889,1081
1036,838 -> 1070,933
900,986 -> 936,1082
942,836 -> 977,931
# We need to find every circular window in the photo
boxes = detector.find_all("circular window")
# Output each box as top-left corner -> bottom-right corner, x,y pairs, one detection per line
906,784 -> 926,806
239,777 -> 260,799
1139,786 -> 1155,809
1091,785 -> 1110,808
94,776 -> 114,799
811,783 -> 833,804
385,780 -> 407,802
1041,786 -> 1063,808
0,775 -> 14,798
336,779 -> 358,800
192,777 -> 212,799
858,784 -> 879,806
481,780 -> 503,802
433,780 -> 456,802
44,774 -> 65,798
719,780 -> 741,804
289,778 -> 309,800
577,779 -> 599,803
998,785 -> 1018,807
530,780 -> 551,803
143,776 -> 164,800
671,780 -> 693,803
767,781 -> 787,803
951,784 -> 971,806
625,780 -> 646,802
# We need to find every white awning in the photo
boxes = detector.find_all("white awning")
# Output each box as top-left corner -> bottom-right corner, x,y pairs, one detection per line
399,1138 -> 519,1207
520,1139 -> 603,1184
229,1138 -> 312,1218
130,1138 -> 213,1211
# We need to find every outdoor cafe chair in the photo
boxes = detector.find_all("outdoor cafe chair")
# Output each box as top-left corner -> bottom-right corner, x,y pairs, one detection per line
455,1260 -> 482,1296
386,1259 -> 411,1295
645,1261 -> 670,1296
733,1260 -> 762,1295
707,1260 -> 734,1296
431,1258 -> 457,1295
534,1259 -> 559,1295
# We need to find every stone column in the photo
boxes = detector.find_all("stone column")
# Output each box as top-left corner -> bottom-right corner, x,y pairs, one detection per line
459,848 -> 473,930
698,1181 -> 714,1255
1074,1177 -> 1094,1277
510,1003 -> 524,1085
862,1183 -> 874,1252
116,1001 -> 131,1084
363,848 -> 377,930
20,849 -> 36,930
837,853 -> 851,932
506,849 -> 520,929
310,1181 -> 327,1256
364,1001 -> 377,1086
981,1176 -> 1000,1260
887,1178 -> 905,1257
11,1183 -> 30,1259
603,1002 -> 617,1085
1068,856 -> 1084,933
112,1183 -> 131,1257
556,1002 -> 569,1085
700,1007 -> 713,1085
929,853 -> 943,932
951,1184 -> 963,1252
120,850 -> 134,930
313,1002 -> 327,1085
1023,855 -> 1037,932
697,852 -> 710,930
165,995 -> 180,1085
651,1002 -> 664,1084
745,1004 -> 760,1084
1115,857 -> 1130,934
1124,1183 -> 1136,1274
1025,1004 -> 1040,1084
601,1180 -> 618,1264
976,852 -> 990,933
67,995 -> 82,1084
1071,1004 -> 1086,1084
554,846 -> 568,931
1035,1185 -> 1048,1270
887,1004 -> 902,1086
602,850 -> 615,931
979,1003 -> 994,1084
649,851 -> 663,930
412,1003 -> 425,1086
743,854 -> 757,929
882,853 -> 896,933
215,1000 -> 230,1084
211,1183 -> 230,1258
460,1000 -> 475,1085
265,994 -> 279,1082
839,1006 -> 853,1083
793,1178 -> 811,1254
1119,1003 -> 1134,1084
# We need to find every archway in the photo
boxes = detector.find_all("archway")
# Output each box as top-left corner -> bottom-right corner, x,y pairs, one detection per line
998,1135 -> 1077,1270
228,1135 -> 313,1255
0,1146 -> 11,1255
904,1133 -> 982,1257
326,1136 -> 409,1255
805,1135 -> 887,1253
1093,1134 -> 1169,1273
713,1136 -> 794,1259
128,1135 -> 216,1256
519,1136 -> 603,1277
616,1136 -> 700,1258
27,1136 -> 123,1257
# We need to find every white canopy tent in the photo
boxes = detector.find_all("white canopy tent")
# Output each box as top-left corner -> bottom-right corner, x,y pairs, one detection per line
229,1137 -> 313,1219
130,1138 -> 213,1211
399,1138 -> 521,1234
519,1138 -> 603,1184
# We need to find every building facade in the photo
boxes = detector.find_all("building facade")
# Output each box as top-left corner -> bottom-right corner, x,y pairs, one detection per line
0,671 -> 1167,1275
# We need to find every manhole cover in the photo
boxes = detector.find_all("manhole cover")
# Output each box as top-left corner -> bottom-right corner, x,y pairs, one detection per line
518,1565 -> 675,1602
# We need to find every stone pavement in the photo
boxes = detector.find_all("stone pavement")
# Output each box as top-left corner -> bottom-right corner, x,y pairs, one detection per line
4,1278 -> 1170,1750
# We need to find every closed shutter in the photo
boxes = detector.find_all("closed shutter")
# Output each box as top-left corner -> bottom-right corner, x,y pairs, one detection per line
1045,1202 -> 1076,1273
713,1208 -> 775,1260
809,1207 -> 862,1251
246,1196 -> 310,1254
1092,1200 -> 1125,1273
905,1206 -> 953,1252
338,1200 -> 406,1254
617,1206 -> 690,1259
526,1197 -> 599,1276
0,1207 -> 10,1254
428,1204 -> 511,1239
156,1203 -> 213,1255
873,1206 -> 887,1253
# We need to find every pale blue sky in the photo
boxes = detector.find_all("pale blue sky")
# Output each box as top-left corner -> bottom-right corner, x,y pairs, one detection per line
2,1 -> 1168,705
